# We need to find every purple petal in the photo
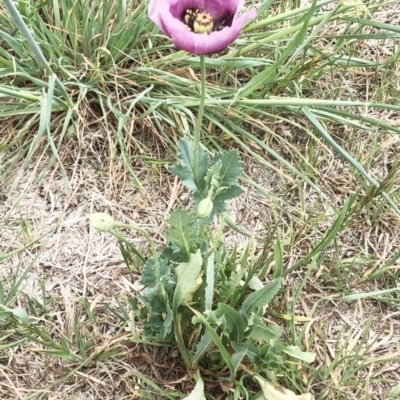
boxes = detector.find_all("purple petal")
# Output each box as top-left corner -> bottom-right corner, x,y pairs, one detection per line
148,0 -> 257,55
168,0 -> 243,20
148,0 -> 174,35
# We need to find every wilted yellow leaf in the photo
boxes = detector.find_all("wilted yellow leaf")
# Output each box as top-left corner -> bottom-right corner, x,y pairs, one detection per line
255,376 -> 315,400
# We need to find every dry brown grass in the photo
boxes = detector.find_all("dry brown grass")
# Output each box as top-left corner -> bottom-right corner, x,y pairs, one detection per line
2,120 -> 400,398
1,1 -> 400,399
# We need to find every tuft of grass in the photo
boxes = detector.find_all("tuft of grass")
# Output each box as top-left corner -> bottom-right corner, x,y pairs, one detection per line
1,0 -> 399,214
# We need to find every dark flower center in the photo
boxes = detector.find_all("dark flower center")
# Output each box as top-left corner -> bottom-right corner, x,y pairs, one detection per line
182,8 -> 228,33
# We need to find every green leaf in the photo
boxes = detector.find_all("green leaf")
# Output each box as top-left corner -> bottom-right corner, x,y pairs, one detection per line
204,253 -> 215,311
139,257 -> 169,288
218,271 -> 242,302
173,250 -> 202,311
215,304 -> 246,343
231,342 -> 259,361
126,369 -> 177,400
257,0 -> 275,14
182,275 -> 203,304
172,250 -> 203,365
205,159 -> 222,187
248,319 -> 282,342
170,138 -> 209,193
118,238 -> 145,271
213,150 -> 242,187
0,305 -> 30,324
239,0 -> 315,99
192,331 -> 213,365
198,185 -> 244,225
242,278 -> 282,315
248,275 -> 264,291
2,0 -> 73,107
162,301 -> 173,339
231,349 -> 247,377
189,306 -> 235,378
282,346 -> 316,363
183,371 -> 206,400
164,210 -> 203,256
212,185 -> 244,214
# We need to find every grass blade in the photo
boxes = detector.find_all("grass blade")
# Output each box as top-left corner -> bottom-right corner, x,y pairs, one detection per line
337,288 -> 400,302
303,107 -> 400,217
3,0 -> 73,107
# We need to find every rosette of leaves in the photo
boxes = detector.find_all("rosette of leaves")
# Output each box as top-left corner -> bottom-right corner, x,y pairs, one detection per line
127,139 -> 315,397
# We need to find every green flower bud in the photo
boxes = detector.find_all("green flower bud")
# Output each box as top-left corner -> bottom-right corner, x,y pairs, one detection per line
197,197 -> 213,219
89,212 -> 115,231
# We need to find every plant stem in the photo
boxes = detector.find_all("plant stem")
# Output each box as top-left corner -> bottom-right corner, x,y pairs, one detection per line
193,55 -> 206,186
112,223 -> 157,258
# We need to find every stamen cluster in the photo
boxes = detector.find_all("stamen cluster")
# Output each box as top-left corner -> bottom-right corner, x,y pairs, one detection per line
183,8 -> 214,34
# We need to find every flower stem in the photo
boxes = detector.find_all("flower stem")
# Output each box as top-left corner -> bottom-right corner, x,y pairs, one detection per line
193,55 -> 206,187
112,223 -> 157,258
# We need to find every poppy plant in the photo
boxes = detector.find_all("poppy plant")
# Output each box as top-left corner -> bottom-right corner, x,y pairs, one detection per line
148,0 -> 257,55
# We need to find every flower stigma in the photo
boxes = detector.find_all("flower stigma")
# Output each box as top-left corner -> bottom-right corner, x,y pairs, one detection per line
183,8 -> 214,34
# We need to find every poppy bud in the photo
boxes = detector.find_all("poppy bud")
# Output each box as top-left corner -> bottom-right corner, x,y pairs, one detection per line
197,197 -> 213,218
89,212 -> 115,232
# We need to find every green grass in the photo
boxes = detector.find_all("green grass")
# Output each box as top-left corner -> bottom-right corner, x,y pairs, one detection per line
1,0 -> 400,398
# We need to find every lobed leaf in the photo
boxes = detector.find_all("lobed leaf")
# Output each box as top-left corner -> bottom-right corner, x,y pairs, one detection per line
205,160 -> 222,188
213,150 -> 242,187
164,210 -> 204,256
170,138 -> 209,193
198,185 -> 244,225
192,332 -> 213,365
139,257 -> 169,288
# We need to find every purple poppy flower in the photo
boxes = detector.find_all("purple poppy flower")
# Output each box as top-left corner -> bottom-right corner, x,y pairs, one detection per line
148,0 -> 257,55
